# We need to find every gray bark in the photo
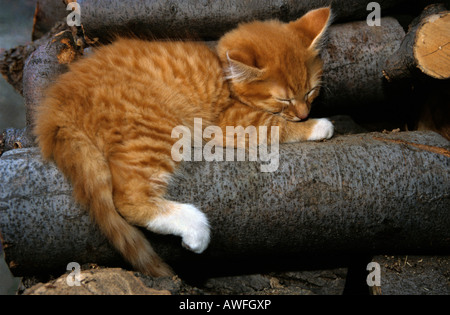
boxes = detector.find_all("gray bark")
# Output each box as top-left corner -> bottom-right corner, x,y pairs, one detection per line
33,0 -> 68,40
1,131 -> 449,275
23,30 -> 81,130
0,22 -> 68,96
318,17 -> 404,111
32,0 -> 408,40
0,128 -> 34,154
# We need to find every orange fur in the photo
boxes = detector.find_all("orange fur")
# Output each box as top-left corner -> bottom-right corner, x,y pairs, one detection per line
34,8 -> 332,276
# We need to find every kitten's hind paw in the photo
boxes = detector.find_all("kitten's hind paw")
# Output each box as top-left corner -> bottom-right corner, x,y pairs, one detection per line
181,228 -> 210,254
147,202 -> 210,254
179,204 -> 210,254
308,118 -> 334,141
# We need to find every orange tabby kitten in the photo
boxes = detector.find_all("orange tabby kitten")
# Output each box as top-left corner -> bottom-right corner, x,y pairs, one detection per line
34,8 -> 333,276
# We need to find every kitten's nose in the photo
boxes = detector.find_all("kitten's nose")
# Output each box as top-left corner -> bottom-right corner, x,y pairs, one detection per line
296,113 -> 309,120
293,106 -> 309,120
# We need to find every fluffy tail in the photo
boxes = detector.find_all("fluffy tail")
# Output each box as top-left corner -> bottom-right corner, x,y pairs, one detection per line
35,124 -> 173,277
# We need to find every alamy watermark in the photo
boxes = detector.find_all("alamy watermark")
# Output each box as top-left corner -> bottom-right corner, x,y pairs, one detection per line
367,2 -> 381,26
367,262 -> 381,287
66,2 -> 81,27
66,262 -> 81,286
171,118 -> 280,173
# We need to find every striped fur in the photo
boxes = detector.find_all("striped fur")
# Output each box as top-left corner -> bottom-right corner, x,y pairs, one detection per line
34,8 -> 332,276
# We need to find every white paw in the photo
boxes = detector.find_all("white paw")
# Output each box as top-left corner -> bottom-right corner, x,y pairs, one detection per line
146,202 -> 210,254
308,118 -> 334,141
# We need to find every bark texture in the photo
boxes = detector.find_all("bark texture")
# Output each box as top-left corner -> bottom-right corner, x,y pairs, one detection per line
318,17 -> 404,111
32,0 -> 68,40
32,0 -> 408,40
0,132 -> 449,275
0,22 -> 68,96
0,128 -> 34,155
23,30 -> 81,129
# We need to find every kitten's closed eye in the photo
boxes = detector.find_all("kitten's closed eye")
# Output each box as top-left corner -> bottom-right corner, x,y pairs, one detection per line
304,89 -> 315,100
304,87 -> 321,102
275,98 -> 294,105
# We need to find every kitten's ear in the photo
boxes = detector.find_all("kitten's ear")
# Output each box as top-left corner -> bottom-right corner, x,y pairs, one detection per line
224,50 -> 265,82
288,7 -> 332,50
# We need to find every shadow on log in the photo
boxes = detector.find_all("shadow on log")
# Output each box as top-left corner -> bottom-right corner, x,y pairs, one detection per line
0,131 -> 449,276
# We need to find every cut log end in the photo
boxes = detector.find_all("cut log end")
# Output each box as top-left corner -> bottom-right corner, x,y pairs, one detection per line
383,6 -> 450,82
414,12 -> 450,79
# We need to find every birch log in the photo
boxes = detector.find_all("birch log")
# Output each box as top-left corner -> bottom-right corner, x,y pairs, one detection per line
0,132 -> 449,275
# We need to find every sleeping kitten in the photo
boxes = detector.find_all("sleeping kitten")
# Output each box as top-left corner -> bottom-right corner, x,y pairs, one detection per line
34,7 -> 333,276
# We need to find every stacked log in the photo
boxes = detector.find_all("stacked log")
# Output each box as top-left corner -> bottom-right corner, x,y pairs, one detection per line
32,0 -> 409,40
1,132 -> 449,275
383,4 -> 450,81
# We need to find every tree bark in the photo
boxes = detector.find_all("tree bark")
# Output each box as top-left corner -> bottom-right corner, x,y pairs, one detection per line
17,28 -> 85,147
0,128 -> 34,155
0,45 -> 36,96
32,0 -> 408,40
0,131 -> 449,275
317,17 -> 404,112
32,0 -> 68,40
0,21 -> 71,96
383,4 -> 450,81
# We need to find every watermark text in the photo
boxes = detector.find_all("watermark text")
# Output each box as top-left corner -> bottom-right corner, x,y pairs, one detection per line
171,118 -> 280,173
367,2 -> 381,26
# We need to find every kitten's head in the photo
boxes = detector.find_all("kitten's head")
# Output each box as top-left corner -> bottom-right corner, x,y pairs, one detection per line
217,7 -> 331,122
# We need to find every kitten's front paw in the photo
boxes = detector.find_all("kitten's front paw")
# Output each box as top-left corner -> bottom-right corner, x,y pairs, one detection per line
308,118 -> 334,141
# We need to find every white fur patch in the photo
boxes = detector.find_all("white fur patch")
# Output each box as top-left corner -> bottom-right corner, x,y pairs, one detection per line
146,202 -> 210,254
308,118 -> 334,141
